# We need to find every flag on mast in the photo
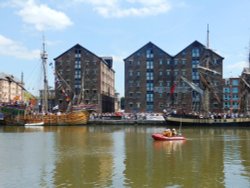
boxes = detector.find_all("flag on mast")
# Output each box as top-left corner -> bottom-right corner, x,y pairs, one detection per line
170,84 -> 176,95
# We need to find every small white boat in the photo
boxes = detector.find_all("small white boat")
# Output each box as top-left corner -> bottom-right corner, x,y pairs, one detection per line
146,115 -> 165,121
25,122 -> 44,128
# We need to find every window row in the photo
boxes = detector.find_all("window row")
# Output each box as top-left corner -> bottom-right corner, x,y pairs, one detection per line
128,81 -> 188,88
128,70 -> 187,77
224,79 -> 239,86
223,87 -> 239,93
127,102 -> 163,112
128,59 -> 187,66
223,94 -> 239,100
223,102 -> 239,108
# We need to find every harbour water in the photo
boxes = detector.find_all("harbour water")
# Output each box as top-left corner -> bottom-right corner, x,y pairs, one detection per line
0,125 -> 250,188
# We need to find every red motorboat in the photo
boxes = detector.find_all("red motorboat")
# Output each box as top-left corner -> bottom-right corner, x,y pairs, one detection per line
152,133 -> 186,141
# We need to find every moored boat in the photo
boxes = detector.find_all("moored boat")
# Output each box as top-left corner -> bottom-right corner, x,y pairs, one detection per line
25,121 -> 44,129
1,105 -> 90,126
152,133 -> 186,141
165,114 -> 250,126
23,110 -> 90,126
25,122 -> 44,126
0,39 -> 90,126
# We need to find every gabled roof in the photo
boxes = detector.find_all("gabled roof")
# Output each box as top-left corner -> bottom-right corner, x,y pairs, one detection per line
205,48 -> 224,59
174,40 -> 204,57
124,41 -> 172,61
54,43 -> 100,60
0,72 -> 25,90
174,40 -> 224,59
53,44 -> 115,71
0,72 -> 21,83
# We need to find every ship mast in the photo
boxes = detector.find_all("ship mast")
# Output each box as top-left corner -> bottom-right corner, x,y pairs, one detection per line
41,36 -> 49,113
249,40 -> 250,69
77,70 -> 85,105
247,41 -> 250,114
203,24 -> 210,114
206,24 -> 210,49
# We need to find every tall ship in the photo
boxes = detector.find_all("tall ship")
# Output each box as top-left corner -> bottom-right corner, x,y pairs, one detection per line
166,51 -> 250,126
1,39 -> 90,126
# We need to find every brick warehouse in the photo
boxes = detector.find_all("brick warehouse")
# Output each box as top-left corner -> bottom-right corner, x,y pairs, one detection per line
54,44 -> 115,113
124,41 -> 224,113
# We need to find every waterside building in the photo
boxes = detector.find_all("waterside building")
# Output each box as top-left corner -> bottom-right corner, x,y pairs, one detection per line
239,67 -> 250,115
124,41 -> 224,113
222,78 -> 240,113
0,73 -> 24,103
54,44 -> 115,113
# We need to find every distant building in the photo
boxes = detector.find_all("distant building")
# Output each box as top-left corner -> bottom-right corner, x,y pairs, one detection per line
239,49 -> 250,115
174,41 -> 224,113
222,78 -> 240,113
124,42 -> 172,113
124,41 -> 224,113
54,44 -> 115,113
239,67 -> 250,115
114,92 -> 121,112
0,73 -> 24,103
39,89 -> 56,112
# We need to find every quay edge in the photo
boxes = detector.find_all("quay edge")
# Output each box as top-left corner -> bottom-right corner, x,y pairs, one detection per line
88,119 -> 166,125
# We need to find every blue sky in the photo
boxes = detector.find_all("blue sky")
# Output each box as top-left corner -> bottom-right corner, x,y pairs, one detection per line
0,0 -> 250,97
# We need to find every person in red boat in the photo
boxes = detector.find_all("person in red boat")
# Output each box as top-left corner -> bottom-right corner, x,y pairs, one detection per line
172,128 -> 177,136
162,129 -> 172,137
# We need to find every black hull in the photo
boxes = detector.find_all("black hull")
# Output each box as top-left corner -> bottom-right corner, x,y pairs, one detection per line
166,116 -> 250,126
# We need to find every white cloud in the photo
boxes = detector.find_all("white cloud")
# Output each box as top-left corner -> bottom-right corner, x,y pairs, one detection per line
74,0 -> 171,18
0,34 -> 40,59
6,0 -> 73,31
224,60 -> 247,77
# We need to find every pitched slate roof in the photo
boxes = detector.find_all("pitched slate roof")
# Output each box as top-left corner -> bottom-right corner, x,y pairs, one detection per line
53,43 -> 100,60
0,72 -> 21,83
124,41 -> 172,61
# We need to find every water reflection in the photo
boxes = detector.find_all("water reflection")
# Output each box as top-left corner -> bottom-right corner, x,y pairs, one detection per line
0,126 -> 249,187
223,132 -> 250,188
153,140 -> 186,154
0,131 -> 56,188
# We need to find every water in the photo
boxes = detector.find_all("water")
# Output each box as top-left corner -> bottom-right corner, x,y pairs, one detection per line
0,125 -> 250,188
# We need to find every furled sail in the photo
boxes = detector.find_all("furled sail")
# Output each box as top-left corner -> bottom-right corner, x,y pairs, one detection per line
241,77 -> 250,89
180,76 -> 204,95
197,65 -> 221,75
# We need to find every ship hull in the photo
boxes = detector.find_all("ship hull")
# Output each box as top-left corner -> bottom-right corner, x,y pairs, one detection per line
4,110 -> 90,126
166,115 -> 250,126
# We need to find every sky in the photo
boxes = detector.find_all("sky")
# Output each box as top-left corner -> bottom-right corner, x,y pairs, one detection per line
0,0 -> 250,97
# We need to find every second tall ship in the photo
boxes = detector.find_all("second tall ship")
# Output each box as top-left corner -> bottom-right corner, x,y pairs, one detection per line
1,39 -> 90,126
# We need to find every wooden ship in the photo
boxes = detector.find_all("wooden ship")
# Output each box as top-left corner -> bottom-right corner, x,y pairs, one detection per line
1,38 -> 90,126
